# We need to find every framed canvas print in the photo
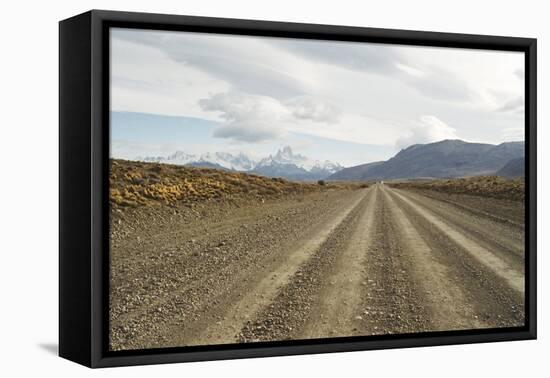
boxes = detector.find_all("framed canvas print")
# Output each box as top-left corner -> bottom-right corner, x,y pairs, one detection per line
59,10 -> 537,368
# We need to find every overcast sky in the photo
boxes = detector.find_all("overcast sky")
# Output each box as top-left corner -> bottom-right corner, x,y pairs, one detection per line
110,27 -> 524,166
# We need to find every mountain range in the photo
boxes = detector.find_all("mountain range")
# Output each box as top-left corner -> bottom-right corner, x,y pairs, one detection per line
496,157 -> 525,177
137,140 -> 524,182
328,139 -> 524,181
140,150 -> 258,171
137,146 -> 344,181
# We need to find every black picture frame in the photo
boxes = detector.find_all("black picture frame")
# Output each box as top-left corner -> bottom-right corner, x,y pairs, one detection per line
59,9 -> 537,368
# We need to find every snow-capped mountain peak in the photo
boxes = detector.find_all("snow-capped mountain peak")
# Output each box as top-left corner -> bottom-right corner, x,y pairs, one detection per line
166,151 -> 195,162
137,146 -> 343,180
198,151 -> 257,171
259,146 -> 307,167
276,146 -> 301,160
257,146 -> 342,174
139,150 -> 257,171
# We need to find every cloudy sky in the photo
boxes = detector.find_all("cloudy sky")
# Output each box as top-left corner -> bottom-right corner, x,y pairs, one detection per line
110,27 -> 524,166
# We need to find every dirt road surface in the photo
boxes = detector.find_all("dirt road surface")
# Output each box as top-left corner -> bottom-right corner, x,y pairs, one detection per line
109,184 -> 525,351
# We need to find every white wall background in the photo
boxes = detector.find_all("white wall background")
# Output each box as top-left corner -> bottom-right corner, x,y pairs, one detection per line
0,0 -> 546,375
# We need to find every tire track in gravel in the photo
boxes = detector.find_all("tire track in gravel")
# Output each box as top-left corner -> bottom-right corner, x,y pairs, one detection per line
354,186 -> 433,336
299,186 -> 378,339
111,182 -> 525,350
238,188 -> 375,342
110,193 -> 338,306
110,190 -> 367,350
406,189 -> 524,228
394,189 -> 524,262
385,186 -> 524,327
389,188 -> 524,295
379,187 -> 487,331
166,188 -> 371,347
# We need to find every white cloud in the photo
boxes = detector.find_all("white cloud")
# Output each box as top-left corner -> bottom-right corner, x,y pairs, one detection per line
199,92 -> 344,143
111,28 -> 526,158
199,92 -> 290,142
497,96 -> 524,113
401,66 -> 474,102
502,126 -> 524,142
110,37 -> 230,119
113,28 -> 313,99
397,47 -> 524,112
395,63 -> 425,78
284,95 -> 342,123
396,115 -> 458,149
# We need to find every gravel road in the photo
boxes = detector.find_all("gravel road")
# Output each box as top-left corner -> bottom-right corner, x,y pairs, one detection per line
109,184 -> 525,351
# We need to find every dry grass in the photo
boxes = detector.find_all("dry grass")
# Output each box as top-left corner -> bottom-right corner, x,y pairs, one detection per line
389,176 -> 525,202
110,159 -> 365,208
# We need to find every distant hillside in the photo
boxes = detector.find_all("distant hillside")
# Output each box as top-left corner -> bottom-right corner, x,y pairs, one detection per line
327,161 -> 384,181
496,157 -> 525,177
327,139 -> 524,181
250,163 -> 325,181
